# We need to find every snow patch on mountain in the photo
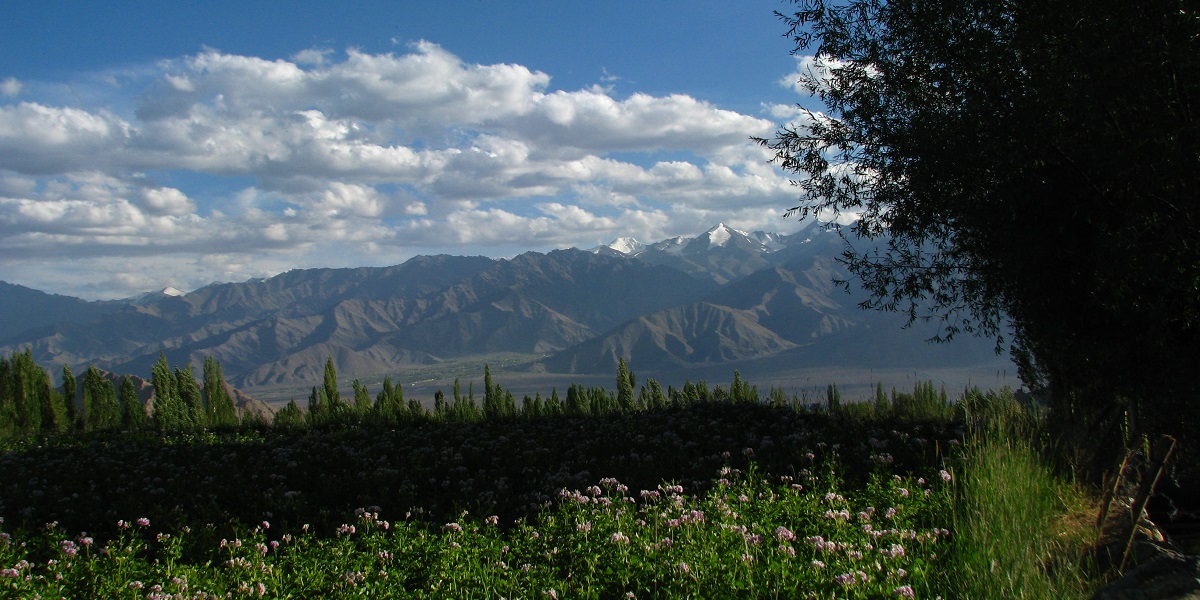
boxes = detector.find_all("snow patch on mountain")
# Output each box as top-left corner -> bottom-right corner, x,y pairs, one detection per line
590,220 -> 829,261
706,223 -> 736,247
748,231 -> 787,252
127,285 -> 188,306
655,236 -> 689,256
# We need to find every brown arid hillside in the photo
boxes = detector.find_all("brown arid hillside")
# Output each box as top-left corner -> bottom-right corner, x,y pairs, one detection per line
2,222 -> 1012,398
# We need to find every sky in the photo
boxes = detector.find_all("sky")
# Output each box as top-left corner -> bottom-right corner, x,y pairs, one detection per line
0,1 -> 825,300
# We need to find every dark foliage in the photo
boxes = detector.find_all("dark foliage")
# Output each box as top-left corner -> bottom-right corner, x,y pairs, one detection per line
758,0 -> 1200,470
0,398 -> 956,544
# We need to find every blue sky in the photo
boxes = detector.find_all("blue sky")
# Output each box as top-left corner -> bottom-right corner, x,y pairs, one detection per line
1,1 -> 823,299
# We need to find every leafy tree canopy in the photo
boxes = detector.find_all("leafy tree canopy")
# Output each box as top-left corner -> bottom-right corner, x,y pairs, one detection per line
759,0 -> 1200,448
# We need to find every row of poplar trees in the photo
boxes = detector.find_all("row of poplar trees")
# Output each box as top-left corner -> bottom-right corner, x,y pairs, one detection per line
149,353 -> 241,431
0,349 -> 241,437
272,357 -> 764,430
6,350 -> 771,436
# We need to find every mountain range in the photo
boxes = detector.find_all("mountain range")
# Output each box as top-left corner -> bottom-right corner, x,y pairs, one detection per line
0,221 -> 1009,398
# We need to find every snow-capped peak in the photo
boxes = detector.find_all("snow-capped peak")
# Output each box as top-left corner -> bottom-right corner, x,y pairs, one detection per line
590,223 -> 800,259
706,223 -> 733,247
606,237 -> 644,255
700,223 -> 752,248
588,236 -> 645,256
161,286 -> 185,297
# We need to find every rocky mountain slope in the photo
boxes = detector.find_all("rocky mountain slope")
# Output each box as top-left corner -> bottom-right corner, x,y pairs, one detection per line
1,221 -> 1005,391
0,281 -> 124,340
2,249 -> 713,388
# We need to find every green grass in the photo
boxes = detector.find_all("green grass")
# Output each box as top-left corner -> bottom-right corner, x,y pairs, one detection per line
948,389 -> 1098,599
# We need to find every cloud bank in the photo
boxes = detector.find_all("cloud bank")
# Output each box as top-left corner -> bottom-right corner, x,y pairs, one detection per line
1,43 -> 803,298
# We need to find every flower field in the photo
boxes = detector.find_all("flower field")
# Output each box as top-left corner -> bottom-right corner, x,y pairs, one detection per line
0,389 -> 1083,598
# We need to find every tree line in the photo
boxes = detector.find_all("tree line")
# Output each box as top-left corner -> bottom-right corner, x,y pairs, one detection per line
4,350 -> 948,437
0,349 -> 245,437
272,358 -> 767,429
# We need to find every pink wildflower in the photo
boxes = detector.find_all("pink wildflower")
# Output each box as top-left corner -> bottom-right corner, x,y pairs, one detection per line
774,526 -> 796,542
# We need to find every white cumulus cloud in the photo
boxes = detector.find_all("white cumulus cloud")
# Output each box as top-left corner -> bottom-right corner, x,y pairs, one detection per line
0,42 -> 808,299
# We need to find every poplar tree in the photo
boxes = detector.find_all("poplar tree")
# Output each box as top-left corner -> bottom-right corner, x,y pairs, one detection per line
826,384 -> 842,412
10,350 -> 46,433
375,376 -> 405,424
615,358 -> 634,412
307,385 -> 328,427
151,353 -> 185,431
273,399 -> 306,430
83,365 -> 119,431
483,364 -> 503,420
433,389 -> 447,419
0,355 -> 14,435
35,361 -> 67,433
61,364 -> 78,429
565,384 -> 583,416
463,382 -> 479,420
352,379 -> 372,420
639,378 -> 667,411
523,394 -> 542,419
176,365 -> 204,429
546,388 -> 562,416
0,350 -> 63,434
406,398 -> 425,419
119,376 -> 145,430
322,358 -> 342,411
203,356 -> 238,428
503,390 -> 517,418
